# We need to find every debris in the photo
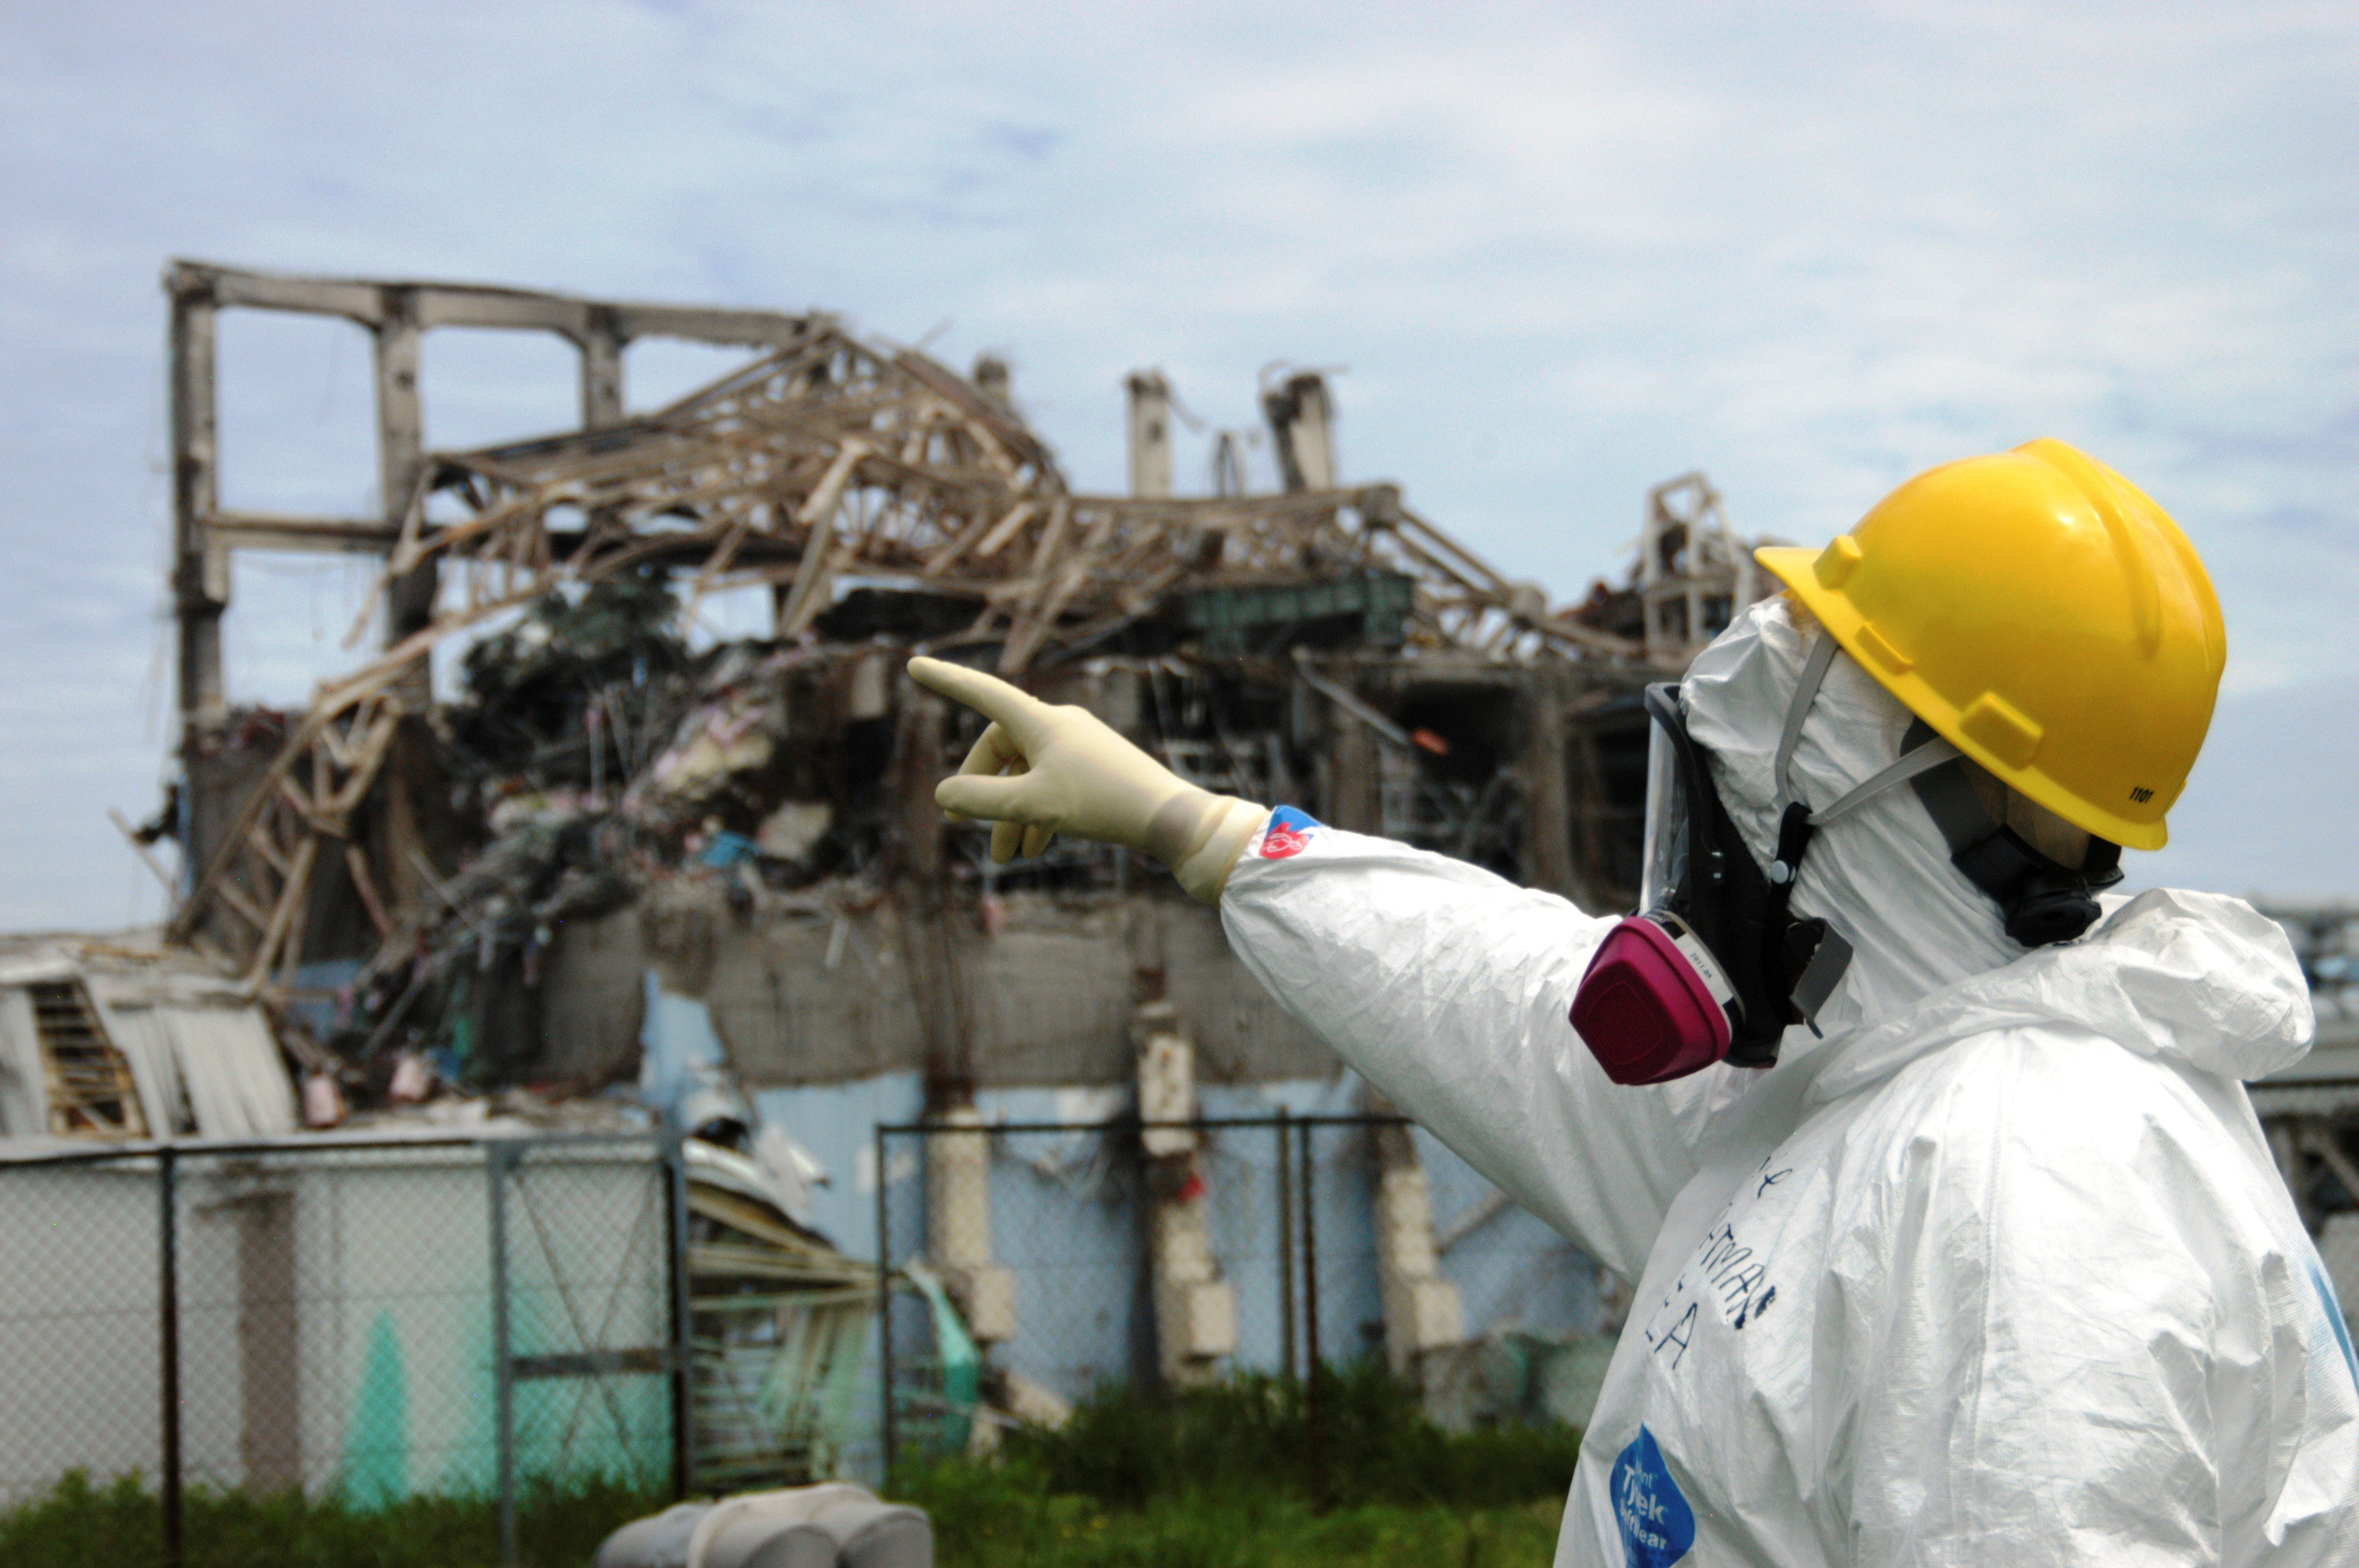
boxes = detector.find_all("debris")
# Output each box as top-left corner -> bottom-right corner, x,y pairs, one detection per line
758,800 -> 834,862
300,1070 -> 345,1128
387,1051 -> 431,1103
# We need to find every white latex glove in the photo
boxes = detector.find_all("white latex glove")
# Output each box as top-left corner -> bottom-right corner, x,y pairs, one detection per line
907,656 -> 1269,904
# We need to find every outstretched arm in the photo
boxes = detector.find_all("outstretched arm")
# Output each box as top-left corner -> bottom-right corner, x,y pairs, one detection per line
907,655 -> 1701,1279
1221,816 -> 1703,1282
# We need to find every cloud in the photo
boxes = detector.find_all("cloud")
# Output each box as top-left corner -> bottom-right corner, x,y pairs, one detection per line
0,0 -> 2354,924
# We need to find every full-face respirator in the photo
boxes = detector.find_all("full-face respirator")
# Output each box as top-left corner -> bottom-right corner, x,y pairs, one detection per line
1568,635 -> 2121,1087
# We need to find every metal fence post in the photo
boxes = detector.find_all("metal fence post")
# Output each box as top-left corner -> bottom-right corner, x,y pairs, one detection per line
158,1144 -> 183,1568
1275,1109 -> 1295,1385
663,1116 -> 695,1501
874,1123 -> 896,1492
1298,1120 -> 1325,1510
489,1141 -> 517,1568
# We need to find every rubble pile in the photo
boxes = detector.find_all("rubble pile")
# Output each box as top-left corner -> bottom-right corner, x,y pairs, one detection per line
322,579 -> 909,1097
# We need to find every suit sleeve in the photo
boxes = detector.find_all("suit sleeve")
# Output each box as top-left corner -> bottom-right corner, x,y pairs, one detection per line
1219,816 -> 1709,1283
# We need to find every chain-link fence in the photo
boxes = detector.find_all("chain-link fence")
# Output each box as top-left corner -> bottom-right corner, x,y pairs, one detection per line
2,1114 -> 1604,1550
0,1145 -> 165,1510
873,1112 -> 1606,1485
0,1132 -> 687,1566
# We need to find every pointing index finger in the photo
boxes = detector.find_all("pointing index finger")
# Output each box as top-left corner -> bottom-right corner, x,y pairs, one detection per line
907,656 -> 1051,749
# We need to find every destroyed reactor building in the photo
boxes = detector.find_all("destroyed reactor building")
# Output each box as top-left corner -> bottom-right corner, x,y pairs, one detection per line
148,261 -> 1776,1401
159,260 -> 1765,1097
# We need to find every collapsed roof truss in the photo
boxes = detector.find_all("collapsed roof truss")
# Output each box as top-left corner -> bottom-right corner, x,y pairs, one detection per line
391,319 -> 1632,675
161,262 -> 1643,977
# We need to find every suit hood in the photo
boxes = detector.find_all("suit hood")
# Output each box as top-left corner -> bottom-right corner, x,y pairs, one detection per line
1680,597 -> 2313,1099
1808,884 -> 2315,1102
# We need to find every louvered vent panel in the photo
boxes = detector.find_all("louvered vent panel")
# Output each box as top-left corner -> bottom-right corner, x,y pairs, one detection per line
27,979 -> 146,1137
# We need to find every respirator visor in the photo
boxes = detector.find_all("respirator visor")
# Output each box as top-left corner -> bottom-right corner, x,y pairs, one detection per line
1572,685 -> 1747,1087
1637,706 -> 1689,916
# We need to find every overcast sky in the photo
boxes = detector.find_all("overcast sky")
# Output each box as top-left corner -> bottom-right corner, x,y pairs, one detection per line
2,0 -> 2353,929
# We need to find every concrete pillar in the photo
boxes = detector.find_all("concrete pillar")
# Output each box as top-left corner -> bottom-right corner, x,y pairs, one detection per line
1263,372 -> 1335,493
168,270 -> 227,733
1371,1114 -> 1463,1387
580,307 -> 626,427
375,289 -> 434,710
1136,1002 -> 1234,1384
1519,663 -> 1579,902
1318,669 -> 1383,836
925,1105 -> 1016,1345
1125,372 -> 1173,499
235,1190 -> 300,1490
972,354 -> 1013,416
1733,544 -> 1760,621
1211,431 -> 1247,498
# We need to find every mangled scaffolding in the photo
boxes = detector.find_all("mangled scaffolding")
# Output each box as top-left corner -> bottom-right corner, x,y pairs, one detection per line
160,263 -> 1664,992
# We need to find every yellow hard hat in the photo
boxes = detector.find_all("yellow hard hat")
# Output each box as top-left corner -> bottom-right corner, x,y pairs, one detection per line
1755,438 -> 2224,851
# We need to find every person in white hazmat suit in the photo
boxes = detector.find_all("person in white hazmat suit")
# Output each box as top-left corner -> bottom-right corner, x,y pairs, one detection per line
906,437 -> 2359,1565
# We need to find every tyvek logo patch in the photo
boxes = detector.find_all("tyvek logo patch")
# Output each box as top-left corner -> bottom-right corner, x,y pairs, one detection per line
1257,805 -> 1322,860
1612,1426 -> 1695,1568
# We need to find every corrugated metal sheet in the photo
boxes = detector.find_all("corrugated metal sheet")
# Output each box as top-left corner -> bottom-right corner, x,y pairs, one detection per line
86,969 -> 297,1139
85,989 -> 185,1138
0,946 -> 296,1142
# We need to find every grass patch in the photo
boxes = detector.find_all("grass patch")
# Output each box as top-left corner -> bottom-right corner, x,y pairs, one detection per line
903,1468 -> 1562,1568
997,1359 -> 1581,1511
4,1367 -> 1579,1566
0,1469 -> 663,1568
891,1362 -> 1578,1566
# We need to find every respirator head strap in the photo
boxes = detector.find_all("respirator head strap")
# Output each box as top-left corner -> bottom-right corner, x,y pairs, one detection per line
1786,918 -> 1854,1025
1772,632 -> 1843,814
1719,634 -> 1873,1054
1778,633 -> 1963,832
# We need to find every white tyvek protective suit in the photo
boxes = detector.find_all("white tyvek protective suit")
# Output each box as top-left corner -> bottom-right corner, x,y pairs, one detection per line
1220,597 -> 2359,1566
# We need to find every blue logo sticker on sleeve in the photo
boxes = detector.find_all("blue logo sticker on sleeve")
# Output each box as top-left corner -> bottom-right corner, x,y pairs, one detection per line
1612,1426 -> 1696,1568
2306,1259 -> 2359,1395
1257,805 -> 1323,860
